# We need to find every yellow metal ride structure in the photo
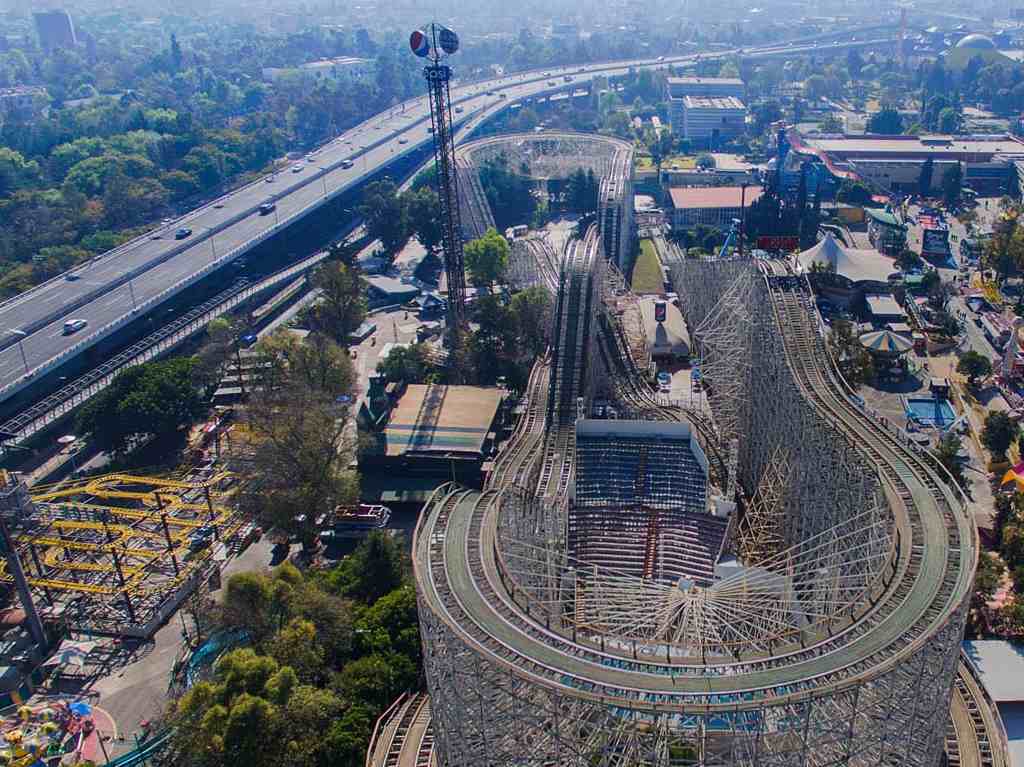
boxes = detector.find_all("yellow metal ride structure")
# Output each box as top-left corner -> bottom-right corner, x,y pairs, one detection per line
0,470 -> 242,637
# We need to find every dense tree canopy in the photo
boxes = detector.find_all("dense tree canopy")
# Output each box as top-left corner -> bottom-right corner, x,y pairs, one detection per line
464,228 -> 510,287
306,261 -> 367,343
75,357 -> 206,454
172,544 -> 420,767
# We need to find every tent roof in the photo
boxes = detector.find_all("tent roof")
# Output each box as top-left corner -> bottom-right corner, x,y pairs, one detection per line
797,234 -> 897,284
859,329 -> 913,354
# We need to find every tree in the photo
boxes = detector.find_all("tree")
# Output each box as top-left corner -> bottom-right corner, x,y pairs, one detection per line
464,227 -> 510,288
307,261 -> 367,343
918,157 -> 934,197
241,332 -> 358,550
804,74 -> 828,101
695,153 -> 715,170
957,350 -> 993,386
984,207 -> 1024,284
934,432 -> 965,487
321,530 -> 405,604
509,287 -> 552,357
376,344 -> 435,385
867,108 -> 903,135
938,106 -> 961,134
995,493 -> 1017,548
75,358 -> 206,454
967,551 -> 1005,637
403,187 -> 442,254
943,163 -> 963,207
478,153 -> 536,229
267,618 -> 324,684
828,319 -> 874,387
358,179 -> 408,256
982,410 -> 1018,461
0,148 -> 40,197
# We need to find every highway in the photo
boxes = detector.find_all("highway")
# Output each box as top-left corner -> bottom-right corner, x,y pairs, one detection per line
0,33 -> 896,405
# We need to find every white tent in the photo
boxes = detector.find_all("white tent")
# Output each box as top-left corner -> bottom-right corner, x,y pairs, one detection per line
797,234 -> 896,284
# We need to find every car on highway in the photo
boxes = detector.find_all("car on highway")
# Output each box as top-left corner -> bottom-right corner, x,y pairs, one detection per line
258,200 -> 276,215
454,106 -> 463,113
239,332 -> 259,348
398,137 -> 408,144
65,273 -> 80,281
341,159 -> 354,169
62,318 -> 88,335
264,174 -> 276,183
547,80 -> 557,86
291,163 -> 304,173
175,227 -> 192,239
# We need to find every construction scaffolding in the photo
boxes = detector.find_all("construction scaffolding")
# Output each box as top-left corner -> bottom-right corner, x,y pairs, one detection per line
0,469 -> 243,637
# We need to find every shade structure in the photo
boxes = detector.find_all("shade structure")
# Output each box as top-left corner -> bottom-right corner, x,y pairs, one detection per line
859,329 -> 914,355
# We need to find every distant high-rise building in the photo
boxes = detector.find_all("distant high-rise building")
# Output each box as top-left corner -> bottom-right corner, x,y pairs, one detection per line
33,9 -> 76,50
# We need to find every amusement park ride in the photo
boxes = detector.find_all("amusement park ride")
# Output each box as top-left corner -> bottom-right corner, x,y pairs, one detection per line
410,23 -> 467,335
0,469 -> 242,639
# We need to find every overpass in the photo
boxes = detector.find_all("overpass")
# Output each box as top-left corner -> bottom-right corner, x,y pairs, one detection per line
0,29 -> 895,418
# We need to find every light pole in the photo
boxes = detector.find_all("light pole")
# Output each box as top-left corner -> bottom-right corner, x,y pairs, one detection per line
210,237 -> 217,258
127,278 -> 138,312
8,329 -> 28,375
320,169 -> 328,197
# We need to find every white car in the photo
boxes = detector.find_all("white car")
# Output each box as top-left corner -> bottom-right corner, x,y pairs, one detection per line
291,163 -> 304,173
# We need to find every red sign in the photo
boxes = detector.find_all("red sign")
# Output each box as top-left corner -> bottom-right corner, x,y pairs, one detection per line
756,236 -> 800,251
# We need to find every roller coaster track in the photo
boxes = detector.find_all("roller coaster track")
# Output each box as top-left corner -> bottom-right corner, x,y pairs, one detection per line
948,660 -> 1010,767
487,355 -> 550,492
539,226 -> 601,500
765,265 -> 1005,767
414,257 -> 974,716
456,157 -> 495,242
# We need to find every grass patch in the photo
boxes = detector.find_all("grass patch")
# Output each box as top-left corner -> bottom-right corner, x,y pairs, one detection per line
631,239 -> 664,295
634,154 -> 696,171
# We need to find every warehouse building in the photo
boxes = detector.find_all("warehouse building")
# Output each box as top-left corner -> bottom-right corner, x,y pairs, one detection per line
668,185 -> 763,230
789,131 -> 1024,196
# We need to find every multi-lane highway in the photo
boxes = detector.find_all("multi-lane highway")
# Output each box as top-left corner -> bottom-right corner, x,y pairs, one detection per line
0,32 -> 896,405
